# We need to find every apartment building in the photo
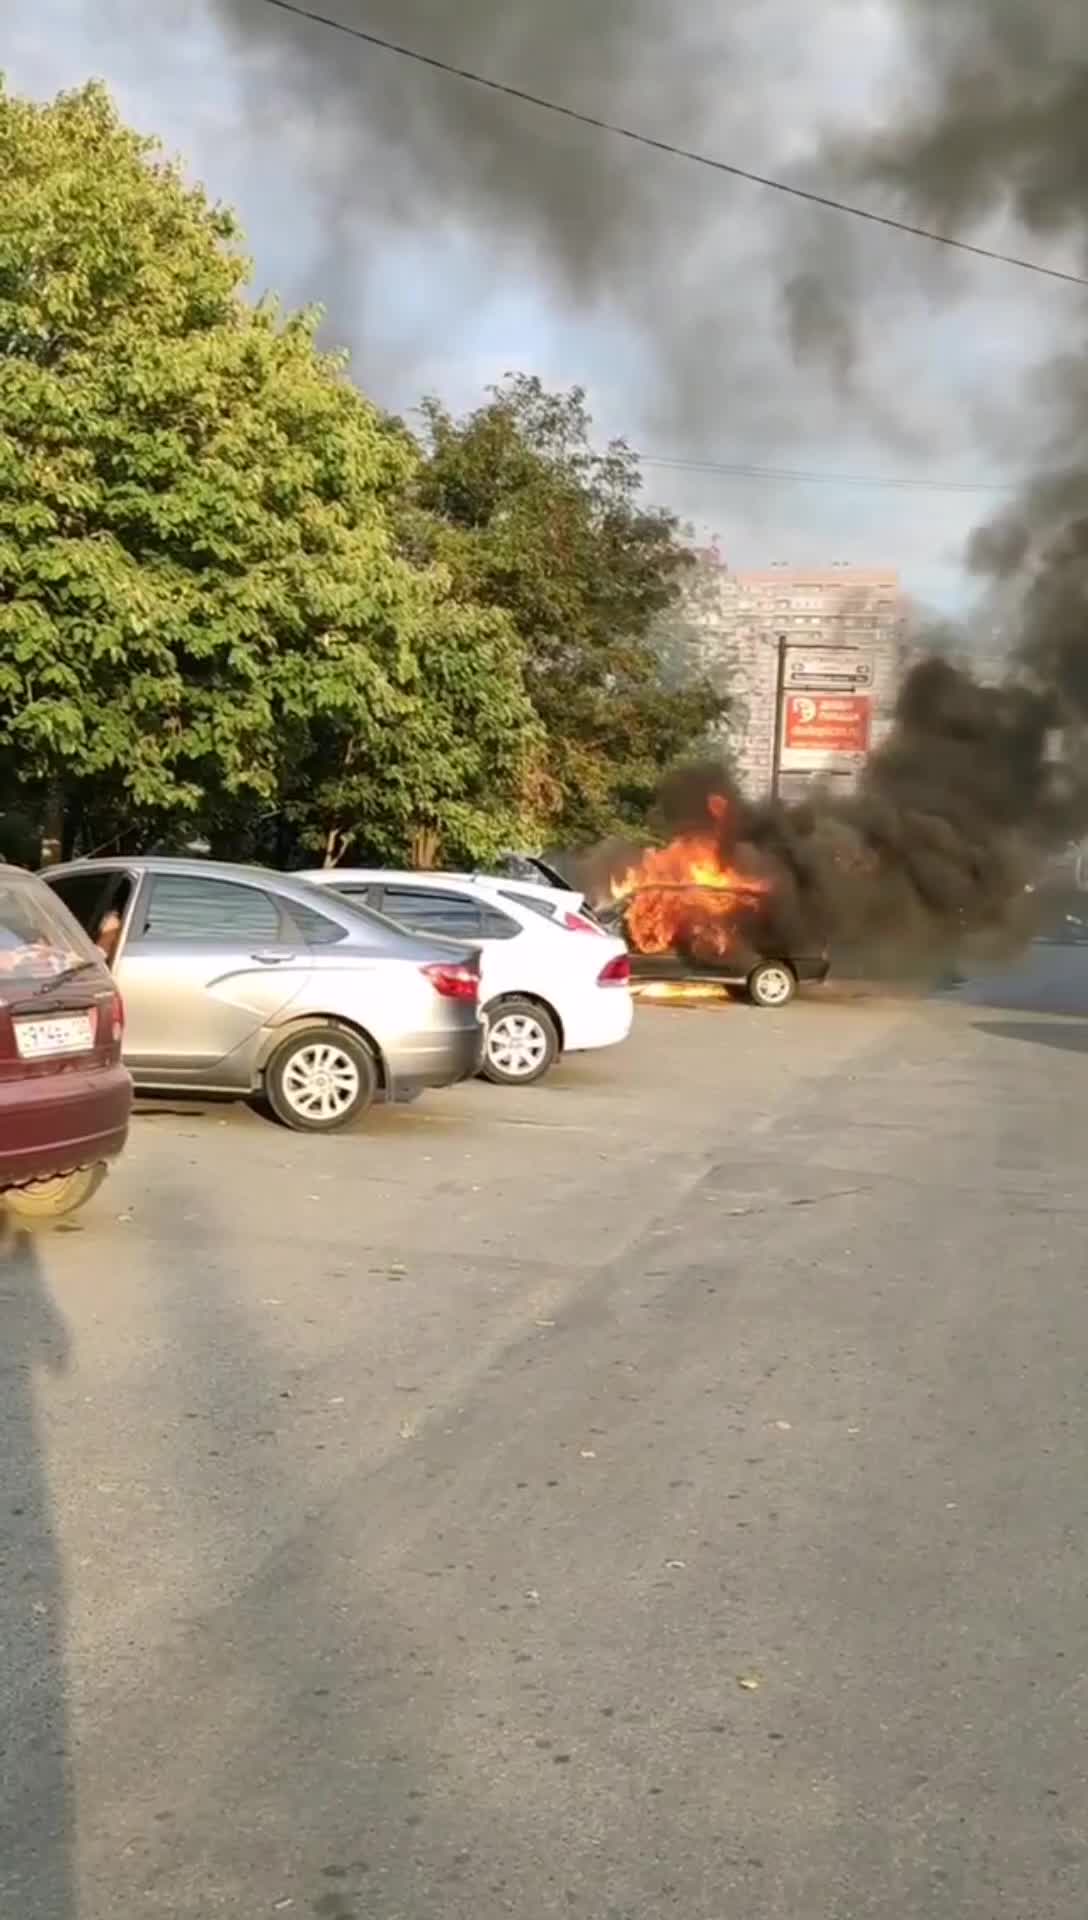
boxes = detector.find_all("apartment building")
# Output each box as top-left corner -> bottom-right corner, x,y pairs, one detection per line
690,557 -> 907,800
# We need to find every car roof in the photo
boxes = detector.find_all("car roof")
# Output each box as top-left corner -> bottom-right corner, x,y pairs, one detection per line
46,855 -> 284,881
300,867 -> 579,900
42,855 -> 363,907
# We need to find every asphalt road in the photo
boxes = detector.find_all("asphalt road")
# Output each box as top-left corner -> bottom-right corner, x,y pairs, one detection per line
3,950 -> 1088,1919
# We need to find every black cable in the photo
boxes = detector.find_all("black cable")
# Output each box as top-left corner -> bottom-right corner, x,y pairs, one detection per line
635,455 -> 1016,494
252,0 -> 1088,289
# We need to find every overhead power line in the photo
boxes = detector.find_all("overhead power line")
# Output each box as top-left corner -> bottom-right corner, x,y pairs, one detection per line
253,0 -> 1088,288
635,455 -> 1018,494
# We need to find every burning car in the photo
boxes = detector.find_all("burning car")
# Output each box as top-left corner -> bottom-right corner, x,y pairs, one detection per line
599,827 -> 830,1008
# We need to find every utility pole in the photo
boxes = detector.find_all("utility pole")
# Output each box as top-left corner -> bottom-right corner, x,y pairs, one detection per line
769,632 -> 788,799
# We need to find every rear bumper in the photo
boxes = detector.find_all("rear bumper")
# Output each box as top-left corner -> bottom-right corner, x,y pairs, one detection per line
384,1023 -> 485,1093
562,991 -> 635,1054
0,1062 -> 132,1188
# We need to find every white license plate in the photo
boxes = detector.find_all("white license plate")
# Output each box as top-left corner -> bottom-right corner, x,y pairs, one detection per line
15,1013 -> 95,1060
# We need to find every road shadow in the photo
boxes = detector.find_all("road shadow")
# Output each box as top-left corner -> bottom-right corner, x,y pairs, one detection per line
975,1018 -> 1088,1056
0,1220 -> 75,1918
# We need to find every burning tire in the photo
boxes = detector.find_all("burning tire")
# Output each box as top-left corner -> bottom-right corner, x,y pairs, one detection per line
747,961 -> 797,1008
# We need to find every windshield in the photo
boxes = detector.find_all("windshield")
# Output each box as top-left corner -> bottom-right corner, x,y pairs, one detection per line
0,872 -> 98,989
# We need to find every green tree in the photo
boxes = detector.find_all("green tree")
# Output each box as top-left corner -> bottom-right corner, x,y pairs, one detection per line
0,81 -> 542,865
404,374 -> 727,844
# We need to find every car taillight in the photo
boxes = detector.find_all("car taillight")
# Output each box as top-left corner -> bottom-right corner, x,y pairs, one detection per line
597,954 -> 631,988
562,910 -> 604,934
422,962 -> 480,1002
98,992 -> 124,1046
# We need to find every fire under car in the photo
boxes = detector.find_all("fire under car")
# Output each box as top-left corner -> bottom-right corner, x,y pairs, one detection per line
600,882 -> 830,1007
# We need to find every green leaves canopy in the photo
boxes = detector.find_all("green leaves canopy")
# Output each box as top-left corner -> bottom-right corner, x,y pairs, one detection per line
407,375 -> 727,843
0,81 -> 542,864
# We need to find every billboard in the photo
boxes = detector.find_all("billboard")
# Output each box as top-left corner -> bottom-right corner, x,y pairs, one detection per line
780,691 -> 872,773
784,649 -> 874,694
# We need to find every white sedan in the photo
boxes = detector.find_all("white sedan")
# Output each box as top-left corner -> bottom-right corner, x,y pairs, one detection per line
298,868 -> 633,1086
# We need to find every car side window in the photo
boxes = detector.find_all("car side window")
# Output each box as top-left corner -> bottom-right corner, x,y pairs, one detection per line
331,884 -> 378,911
285,900 -> 349,946
137,875 -> 283,944
380,886 -> 483,939
45,871 -> 121,934
481,905 -> 522,939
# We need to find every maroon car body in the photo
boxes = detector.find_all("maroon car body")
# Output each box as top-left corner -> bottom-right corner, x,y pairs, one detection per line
0,866 -> 131,1218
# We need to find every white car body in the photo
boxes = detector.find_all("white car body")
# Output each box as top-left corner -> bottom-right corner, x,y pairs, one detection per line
298,868 -> 633,1078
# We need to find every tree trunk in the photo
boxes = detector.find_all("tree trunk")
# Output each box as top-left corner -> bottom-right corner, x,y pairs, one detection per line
323,825 -> 352,868
410,826 -> 440,870
39,779 -> 65,869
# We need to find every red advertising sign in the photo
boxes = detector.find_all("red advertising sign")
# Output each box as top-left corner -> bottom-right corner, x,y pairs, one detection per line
783,692 -> 871,756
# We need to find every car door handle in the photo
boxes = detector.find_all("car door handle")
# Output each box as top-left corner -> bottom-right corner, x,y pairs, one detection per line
251,950 -> 295,965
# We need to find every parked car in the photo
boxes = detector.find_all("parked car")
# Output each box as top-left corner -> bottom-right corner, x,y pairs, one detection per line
0,865 -> 131,1218
298,868 -> 633,1086
600,885 -> 830,1007
42,859 -> 484,1132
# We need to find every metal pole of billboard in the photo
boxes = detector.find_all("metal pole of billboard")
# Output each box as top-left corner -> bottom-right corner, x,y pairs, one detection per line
770,631 -> 787,799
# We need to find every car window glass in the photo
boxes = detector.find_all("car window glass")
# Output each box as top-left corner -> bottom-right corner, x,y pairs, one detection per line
139,875 -> 282,944
0,876 -> 95,984
481,905 -> 521,939
380,887 -> 483,939
45,870 -> 118,934
330,883 -> 377,910
500,889 -> 559,923
286,900 -> 349,946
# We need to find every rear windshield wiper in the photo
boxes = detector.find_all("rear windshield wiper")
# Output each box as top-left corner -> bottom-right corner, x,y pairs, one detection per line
30,959 -> 103,998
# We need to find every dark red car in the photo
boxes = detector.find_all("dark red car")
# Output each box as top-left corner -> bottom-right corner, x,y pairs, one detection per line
0,866 -> 131,1220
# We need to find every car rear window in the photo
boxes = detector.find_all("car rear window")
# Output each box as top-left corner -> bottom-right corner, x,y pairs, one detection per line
0,873 -> 95,986
500,889 -> 559,923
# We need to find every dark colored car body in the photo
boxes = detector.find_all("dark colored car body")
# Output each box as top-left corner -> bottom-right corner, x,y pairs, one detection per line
602,885 -> 830,1000
0,867 -> 131,1204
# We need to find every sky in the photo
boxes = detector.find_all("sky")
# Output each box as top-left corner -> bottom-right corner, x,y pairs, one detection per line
5,0 -> 1083,614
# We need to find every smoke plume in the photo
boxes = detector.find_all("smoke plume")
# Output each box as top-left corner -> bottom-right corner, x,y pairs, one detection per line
201,0 -> 920,448
637,647 -> 1081,973
596,0 -> 1088,969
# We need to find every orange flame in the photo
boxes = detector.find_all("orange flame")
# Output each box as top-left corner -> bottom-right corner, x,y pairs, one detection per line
633,981 -> 731,1005
610,800 -> 769,959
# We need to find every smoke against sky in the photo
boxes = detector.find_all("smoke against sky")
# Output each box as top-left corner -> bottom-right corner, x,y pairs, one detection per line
3,0 -> 1086,608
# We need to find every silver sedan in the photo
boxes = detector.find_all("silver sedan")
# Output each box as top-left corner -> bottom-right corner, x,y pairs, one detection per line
42,858 -> 484,1132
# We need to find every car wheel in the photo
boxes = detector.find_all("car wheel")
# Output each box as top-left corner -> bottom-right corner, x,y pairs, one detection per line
747,961 -> 797,1008
265,1026 -> 376,1132
481,999 -> 559,1086
5,1163 -> 108,1221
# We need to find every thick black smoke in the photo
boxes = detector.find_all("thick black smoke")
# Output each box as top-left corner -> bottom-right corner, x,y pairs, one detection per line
596,0 -> 1088,969
640,649 -> 1081,973
201,0 -> 917,447
57,1 -> 1088,953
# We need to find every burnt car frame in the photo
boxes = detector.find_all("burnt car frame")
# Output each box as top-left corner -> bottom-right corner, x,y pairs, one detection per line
600,883 -> 829,1007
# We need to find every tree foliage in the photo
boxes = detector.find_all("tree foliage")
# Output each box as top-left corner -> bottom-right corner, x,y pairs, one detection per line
0,81 -> 543,865
405,375 -> 727,843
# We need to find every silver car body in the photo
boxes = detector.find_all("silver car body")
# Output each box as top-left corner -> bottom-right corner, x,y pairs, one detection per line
42,858 -> 484,1098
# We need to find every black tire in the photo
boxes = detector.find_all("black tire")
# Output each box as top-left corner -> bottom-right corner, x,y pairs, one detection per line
5,1163 -> 108,1221
265,1025 -> 376,1132
481,998 -> 560,1086
747,961 -> 797,1008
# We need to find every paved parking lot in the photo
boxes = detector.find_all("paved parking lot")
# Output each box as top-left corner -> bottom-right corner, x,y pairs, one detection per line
5,964 -> 1088,1918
